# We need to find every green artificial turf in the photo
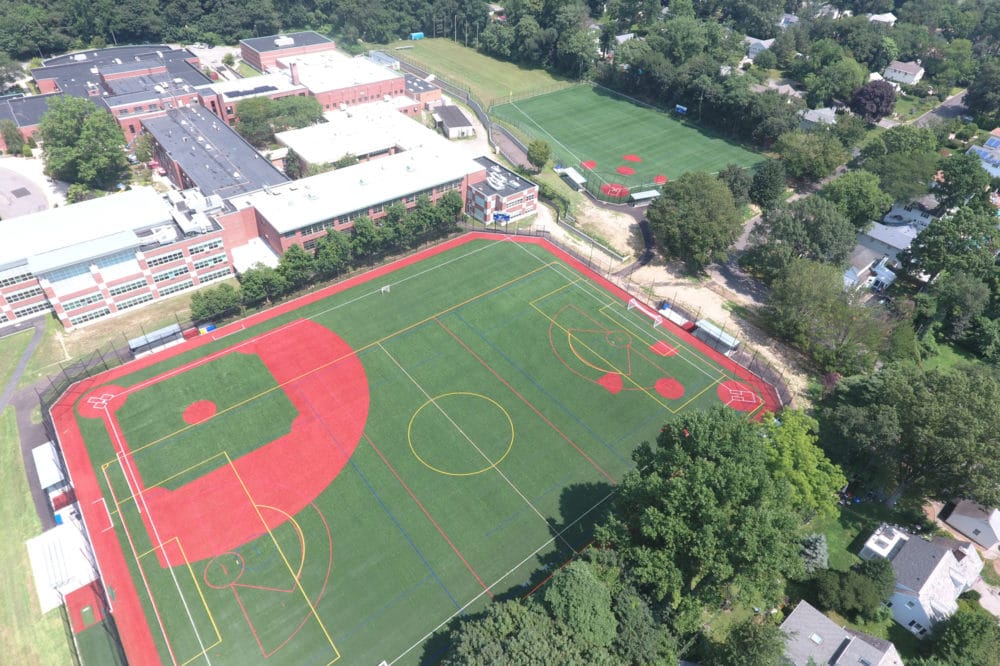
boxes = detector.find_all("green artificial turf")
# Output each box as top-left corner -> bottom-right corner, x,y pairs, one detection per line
492,84 -> 765,189
71,238 -> 772,665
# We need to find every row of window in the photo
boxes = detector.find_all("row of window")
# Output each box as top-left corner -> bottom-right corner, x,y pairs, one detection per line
153,266 -> 190,283
147,251 -> 184,267
199,267 -> 232,283
69,307 -> 111,326
193,253 -> 227,271
44,263 -> 90,284
95,249 -> 137,269
189,239 -> 224,255
158,279 -> 194,296
14,302 -> 52,317
0,313 -> 6,323
63,292 -> 104,312
0,271 -> 34,288
108,279 -> 148,297
6,286 -> 44,303
116,293 -> 154,311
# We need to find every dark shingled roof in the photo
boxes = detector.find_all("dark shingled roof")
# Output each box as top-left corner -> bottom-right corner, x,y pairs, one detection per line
0,93 -> 61,129
31,48 -> 207,100
436,104 -> 472,129
240,31 -> 332,54
141,106 -> 289,200
404,73 -> 437,95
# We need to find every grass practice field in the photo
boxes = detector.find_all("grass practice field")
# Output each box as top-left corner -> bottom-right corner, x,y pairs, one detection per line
55,235 -> 777,666
385,38 -> 574,106
492,85 -> 764,196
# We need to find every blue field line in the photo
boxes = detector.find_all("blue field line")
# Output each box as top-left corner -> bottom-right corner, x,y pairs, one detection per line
484,471 -> 575,538
470,307 -> 536,337
358,345 -> 450,394
336,573 -> 434,643
295,388 -> 462,611
452,312 -> 630,467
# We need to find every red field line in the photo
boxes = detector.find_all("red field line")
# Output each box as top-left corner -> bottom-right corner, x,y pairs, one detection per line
52,233 -> 781,665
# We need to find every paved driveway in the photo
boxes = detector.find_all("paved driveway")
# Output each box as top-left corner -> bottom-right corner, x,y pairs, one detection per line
0,166 -> 48,218
915,90 -> 968,128
973,578 -> 1000,619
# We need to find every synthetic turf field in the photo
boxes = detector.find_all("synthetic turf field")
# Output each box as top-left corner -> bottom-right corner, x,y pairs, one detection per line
54,235 -> 778,665
492,84 -> 764,190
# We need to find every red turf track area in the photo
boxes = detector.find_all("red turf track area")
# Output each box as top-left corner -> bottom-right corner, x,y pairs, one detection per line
80,319 -> 369,566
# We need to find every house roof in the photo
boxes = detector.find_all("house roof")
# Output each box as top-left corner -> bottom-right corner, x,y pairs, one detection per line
869,12 -> 897,23
436,104 -> 473,129
404,73 -> 437,96
240,31 -> 333,54
745,37 -> 775,48
0,93 -> 61,129
887,60 -> 924,76
615,33 -> 635,45
865,222 -> 920,251
891,535 -> 972,592
800,107 -> 837,125
950,500 -> 1000,522
781,600 -> 898,666
469,157 -> 536,199
848,244 -> 881,271
141,106 -> 289,200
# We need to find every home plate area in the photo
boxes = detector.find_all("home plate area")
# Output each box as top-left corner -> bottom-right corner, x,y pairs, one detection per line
716,380 -> 763,412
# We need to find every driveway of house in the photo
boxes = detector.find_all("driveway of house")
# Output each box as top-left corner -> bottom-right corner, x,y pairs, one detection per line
0,155 -> 66,212
973,578 -> 1000,618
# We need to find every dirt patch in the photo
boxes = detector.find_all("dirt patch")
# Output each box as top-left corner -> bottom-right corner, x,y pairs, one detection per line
573,200 -> 639,257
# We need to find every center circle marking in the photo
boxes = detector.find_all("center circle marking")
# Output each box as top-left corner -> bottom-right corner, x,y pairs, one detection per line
407,392 -> 514,476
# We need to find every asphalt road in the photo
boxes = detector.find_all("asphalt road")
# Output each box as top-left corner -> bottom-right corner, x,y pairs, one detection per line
915,90 -> 968,128
0,167 -> 48,218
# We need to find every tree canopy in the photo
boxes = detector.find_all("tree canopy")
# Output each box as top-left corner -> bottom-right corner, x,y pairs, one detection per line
647,171 -> 741,272
819,170 -> 893,229
775,130 -> 847,182
39,96 -> 128,190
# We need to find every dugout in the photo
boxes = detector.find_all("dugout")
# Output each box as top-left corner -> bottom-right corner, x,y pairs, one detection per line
560,167 -> 587,192
128,323 -> 183,356
693,319 -> 740,355
629,190 -> 659,206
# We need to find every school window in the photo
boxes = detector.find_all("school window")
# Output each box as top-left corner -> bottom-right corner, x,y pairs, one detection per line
69,307 -> 111,326
63,293 -> 105,312
6,286 -> 45,303
906,601 -> 916,609
189,239 -> 223,255
95,250 -> 136,269
45,264 -> 90,283
14,302 -> 53,317
193,253 -> 227,270
116,293 -> 154,310
303,238 -> 321,250
147,251 -> 184,267
158,279 -> 194,296
153,266 -> 190,283
0,271 -> 34,287
108,279 -> 147,296
199,268 -> 231,283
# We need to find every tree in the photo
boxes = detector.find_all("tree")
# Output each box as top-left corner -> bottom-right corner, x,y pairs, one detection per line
543,560 -> 617,649
818,364 -> 1000,506
849,79 -> 896,122
238,263 -> 288,305
899,208 -> 1000,281
926,607 -> 1000,666
815,558 -> 895,621
929,271 -> 992,342
0,51 -> 22,89
862,150 -> 937,202
271,95 -> 323,131
709,619 -> 787,666
609,587 -> 678,664
221,52 -> 235,67
804,57 -> 866,107
820,170 -> 892,229
0,118 -> 24,154
800,534 -> 829,574
276,244 -> 315,290
39,96 -> 128,189
965,57 -> 1000,124
766,259 -> 886,374
595,408 -> 805,609
647,171 -> 741,272
717,163 -> 752,206
750,159 -> 787,209
775,130 -> 847,182
332,153 -> 359,169
234,97 -> 276,146
190,282 -> 242,321
758,410 -> 846,522
314,230 -> 352,278
284,149 -> 304,179
526,139 -> 551,171
936,152 -> 990,208
350,216 -> 380,260
132,132 -> 153,163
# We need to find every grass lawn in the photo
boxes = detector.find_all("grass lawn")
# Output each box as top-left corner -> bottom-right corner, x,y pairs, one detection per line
981,561 -> 1000,587
0,407 -> 76,665
919,340 -> 983,372
60,237 -> 778,665
0,329 -> 33,390
492,85 -> 764,190
235,61 -> 260,78
382,38 -> 574,106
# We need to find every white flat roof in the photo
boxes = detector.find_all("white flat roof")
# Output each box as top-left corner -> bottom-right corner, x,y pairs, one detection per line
231,237 -> 280,272
230,145 -> 484,234
31,442 -> 64,489
0,187 -> 173,271
26,522 -> 99,613
276,100 -> 439,165
276,50 -> 401,94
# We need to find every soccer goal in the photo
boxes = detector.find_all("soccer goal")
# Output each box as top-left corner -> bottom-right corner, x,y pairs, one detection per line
380,285 -> 391,294
627,298 -> 661,328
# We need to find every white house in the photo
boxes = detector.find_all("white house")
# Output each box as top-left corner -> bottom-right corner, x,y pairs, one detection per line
781,600 -> 904,666
843,245 -> 896,291
744,36 -> 775,60
777,13 -> 800,29
883,60 -> 925,85
945,500 -> 1000,550
869,12 -> 898,27
798,106 -> 838,130
860,524 -> 983,637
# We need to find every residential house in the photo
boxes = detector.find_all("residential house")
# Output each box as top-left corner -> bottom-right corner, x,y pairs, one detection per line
777,13 -> 800,29
883,60 -> 925,85
967,134 -> 1000,178
945,500 -> 1000,550
843,245 -> 896,290
860,524 -> 983,636
781,600 -> 904,666
750,81 -> 803,99
744,37 -> 775,61
798,106 -> 838,130
869,12 -> 898,27
815,4 -> 851,20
